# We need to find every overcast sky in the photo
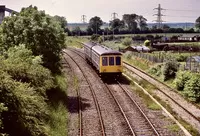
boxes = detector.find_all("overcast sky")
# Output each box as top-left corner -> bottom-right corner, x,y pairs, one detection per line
1,0 -> 200,23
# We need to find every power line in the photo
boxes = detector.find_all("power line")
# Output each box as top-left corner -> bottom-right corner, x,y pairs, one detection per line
165,15 -> 198,18
153,4 -> 165,28
165,9 -> 200,12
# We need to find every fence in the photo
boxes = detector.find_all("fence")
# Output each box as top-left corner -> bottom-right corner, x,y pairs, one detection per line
131,52 -> 165,63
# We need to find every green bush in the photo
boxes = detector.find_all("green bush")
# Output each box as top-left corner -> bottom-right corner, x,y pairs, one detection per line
98,36 -> 103,43
162,60 -> 179,81
122,37 -> 132,46
2,45 -> 54,95
175,54 -> 188,62
91,34 -> 100,41
0,45 -> 55,135
149,64 -> 162,77
183,74 -> 200,102
173,70 -> 192,91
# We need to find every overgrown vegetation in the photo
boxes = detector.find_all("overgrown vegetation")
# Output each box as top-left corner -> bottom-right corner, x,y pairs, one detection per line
122,37 -> 132,46
162,60 -> 179,81
0,5 -> 66,73
0,5 -> 68,136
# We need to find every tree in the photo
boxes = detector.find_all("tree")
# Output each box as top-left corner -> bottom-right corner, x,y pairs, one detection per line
0,5 -> 65,73
136,15 -> 147,31
109,18 -> 124,34
163,24 -> 170,32
122,14 -> 138,33
72,26 -> 82,36
88,16 -> 103,34
53,15 -> 67,31
195,16 -> 200,30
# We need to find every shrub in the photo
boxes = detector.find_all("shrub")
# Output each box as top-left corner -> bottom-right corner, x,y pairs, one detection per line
98,36 -> 103,43
149,64 -> 162,77
162,60 -> 179,81
0,45 -> 55,135
122,37 -> 132,46
175,54 -> 188,62
91,34 -> 100,41
173,70 -> 192,91
183,74 -> 200,102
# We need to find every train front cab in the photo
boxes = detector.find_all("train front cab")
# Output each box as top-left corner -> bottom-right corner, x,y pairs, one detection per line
99,55 -> 122,77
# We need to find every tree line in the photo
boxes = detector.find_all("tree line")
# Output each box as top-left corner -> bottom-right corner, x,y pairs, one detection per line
67,15 -> 200,36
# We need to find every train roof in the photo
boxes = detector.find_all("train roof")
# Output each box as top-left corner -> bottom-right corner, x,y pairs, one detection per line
92,44 -> 122,55
82,42 -> 96,48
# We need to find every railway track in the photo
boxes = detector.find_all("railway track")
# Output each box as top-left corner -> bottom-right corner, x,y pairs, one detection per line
123,62 -> 200,133
63,50 -> 106,136
63,56 -> 83,136
105,80 -> 160,136
65,47 -> 193,135
67,48 -> 161,135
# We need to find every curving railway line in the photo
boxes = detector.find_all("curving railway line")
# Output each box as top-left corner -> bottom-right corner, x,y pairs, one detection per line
63,50 -> 106,136
65,48 -> 180,135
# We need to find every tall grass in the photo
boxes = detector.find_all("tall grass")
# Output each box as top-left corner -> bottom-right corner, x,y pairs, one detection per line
123,52 -> 153,71
47,75 -> 68,136
48,102 -> 68,136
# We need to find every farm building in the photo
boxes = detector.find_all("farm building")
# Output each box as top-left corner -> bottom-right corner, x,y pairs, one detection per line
123,45 -> 150,53
151,43 -> 168,51
178,34 -> 200,42
185,56 -> 200,72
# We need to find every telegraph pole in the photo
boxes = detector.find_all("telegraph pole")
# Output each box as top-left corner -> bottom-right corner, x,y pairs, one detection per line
153,4 -> 165,29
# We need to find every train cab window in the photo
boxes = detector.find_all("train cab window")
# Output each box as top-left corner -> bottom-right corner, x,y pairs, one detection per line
109,57 -> 114,66
116,57 -> 121,65
102,57 -> 108,66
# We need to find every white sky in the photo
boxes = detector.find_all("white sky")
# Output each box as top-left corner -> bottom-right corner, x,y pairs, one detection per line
1,0 -> 200,23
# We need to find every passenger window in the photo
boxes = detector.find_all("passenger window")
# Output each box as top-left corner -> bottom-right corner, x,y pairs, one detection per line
109,57 -> 114,66
102,57 -> 108,66
116,57 -> 121,65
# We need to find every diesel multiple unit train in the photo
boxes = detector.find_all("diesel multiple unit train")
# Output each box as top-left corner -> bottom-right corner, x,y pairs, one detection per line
83,42 -> 122,77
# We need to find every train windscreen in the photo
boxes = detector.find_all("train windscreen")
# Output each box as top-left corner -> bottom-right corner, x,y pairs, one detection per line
102,57 -> 108,66
109,57 -> 114,66
116,57 -> 121,65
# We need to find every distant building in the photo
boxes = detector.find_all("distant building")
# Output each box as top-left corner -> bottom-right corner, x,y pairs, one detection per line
178,34 -> 200,41
123,45 -> 150,53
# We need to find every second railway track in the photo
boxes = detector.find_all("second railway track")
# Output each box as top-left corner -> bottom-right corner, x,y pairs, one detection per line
123,62 -> 200,133
105,80 -> 160,136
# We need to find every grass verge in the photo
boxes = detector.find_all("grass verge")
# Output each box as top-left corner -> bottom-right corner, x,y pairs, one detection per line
47,74 -> 68,136
124,71 -> 199,135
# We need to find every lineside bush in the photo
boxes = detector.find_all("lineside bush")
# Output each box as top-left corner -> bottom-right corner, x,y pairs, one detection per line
183,74 -> 200,102
0,45 -> 54,135
162,60 -> 179,81
173,70 -> 192,91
